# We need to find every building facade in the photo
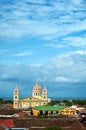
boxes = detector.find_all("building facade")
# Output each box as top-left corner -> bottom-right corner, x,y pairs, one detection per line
13,81 -> 49,109
33,106 -> 77,116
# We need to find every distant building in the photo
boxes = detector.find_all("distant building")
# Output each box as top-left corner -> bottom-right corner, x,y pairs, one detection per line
59,107 -> 76,116
13,81 -> 50,109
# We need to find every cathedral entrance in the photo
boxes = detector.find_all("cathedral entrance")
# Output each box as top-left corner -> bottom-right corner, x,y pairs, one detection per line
29,103 -> 32,107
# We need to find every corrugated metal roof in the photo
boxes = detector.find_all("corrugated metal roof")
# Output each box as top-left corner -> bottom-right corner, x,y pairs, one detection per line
34,106 -> 67,111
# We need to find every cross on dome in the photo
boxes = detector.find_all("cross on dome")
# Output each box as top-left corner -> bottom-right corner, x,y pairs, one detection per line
36,81 -> 39,86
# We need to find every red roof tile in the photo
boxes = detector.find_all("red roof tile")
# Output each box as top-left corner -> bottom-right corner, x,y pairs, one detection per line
0,119 -> 14,128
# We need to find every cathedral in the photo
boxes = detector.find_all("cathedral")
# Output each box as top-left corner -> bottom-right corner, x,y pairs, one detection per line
13,81 -> 49,109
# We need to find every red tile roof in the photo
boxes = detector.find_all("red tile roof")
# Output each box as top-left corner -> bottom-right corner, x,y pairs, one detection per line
0,119 -> 14,128
17,111 -> 28,118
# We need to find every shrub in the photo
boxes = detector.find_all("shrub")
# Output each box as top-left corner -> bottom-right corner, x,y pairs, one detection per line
38,113 -> 47,118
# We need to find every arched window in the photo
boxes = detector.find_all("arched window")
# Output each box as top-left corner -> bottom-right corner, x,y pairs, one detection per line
29,103 -> 32,107
15,96 -> 17,99
44,96 -> 46,99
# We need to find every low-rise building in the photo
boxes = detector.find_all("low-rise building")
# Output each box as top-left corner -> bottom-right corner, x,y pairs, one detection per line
59,107 -> 76,116
33,106 -> 67,116
33,106 -> 77,116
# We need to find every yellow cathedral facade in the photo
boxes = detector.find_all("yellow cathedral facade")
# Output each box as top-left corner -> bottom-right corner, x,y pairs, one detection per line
13,81 -> 50,109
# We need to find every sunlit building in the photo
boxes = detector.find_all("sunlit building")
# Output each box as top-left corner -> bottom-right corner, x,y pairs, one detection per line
13,81 -> 50,109
33,106 -> 77,116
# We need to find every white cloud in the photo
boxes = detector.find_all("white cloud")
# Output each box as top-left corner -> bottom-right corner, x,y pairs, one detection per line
0,49 -> 9,54
63,36 -> 86,47
43,51 -> 86,82
0,0 -> 86,48
30,63 -> 41,67
75,50 -> 86,55
44,43 -> 66,48
13,51 -> 32,57
54,76 -> 79,83
0,50 -> 86,89
0,0 -> 86,97
71,0 -> 83,6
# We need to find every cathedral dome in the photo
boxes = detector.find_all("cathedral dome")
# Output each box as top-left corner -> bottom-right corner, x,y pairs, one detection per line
33,81 -> 42,91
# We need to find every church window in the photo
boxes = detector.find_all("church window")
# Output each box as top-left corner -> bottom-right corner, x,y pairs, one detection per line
44,96 -> 46,99
15,90 -> 17,93
15,96 -> 17,99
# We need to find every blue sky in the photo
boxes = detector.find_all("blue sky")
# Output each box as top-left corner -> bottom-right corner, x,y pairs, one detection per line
0,0 -> 86,99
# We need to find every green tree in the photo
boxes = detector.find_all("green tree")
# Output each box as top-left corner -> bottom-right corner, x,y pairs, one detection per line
72,100 -> 86,106
0,98 -> 3,103
48,100 -> 61,106
38,113 -> 47,118
65,101 -> 72,106
63,100 -> 67,103
3,100 -> 13,104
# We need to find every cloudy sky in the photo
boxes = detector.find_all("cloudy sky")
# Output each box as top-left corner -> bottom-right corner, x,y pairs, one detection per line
0,0 -> 86,99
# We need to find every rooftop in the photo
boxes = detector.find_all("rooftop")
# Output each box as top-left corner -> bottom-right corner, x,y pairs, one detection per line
34,106 -> 67,111
0,119 -> 14,128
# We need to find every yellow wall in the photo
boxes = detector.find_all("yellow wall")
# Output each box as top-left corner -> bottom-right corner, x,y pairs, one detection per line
59,108 -> 76,115
32,108 -> 76,116
33,109 -> 39,116
13,99 -> 48,109
13,101 -> 19,108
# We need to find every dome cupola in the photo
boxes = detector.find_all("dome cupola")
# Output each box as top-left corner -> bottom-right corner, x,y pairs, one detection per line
32,81 -> 42,97
33,81 -> 42,91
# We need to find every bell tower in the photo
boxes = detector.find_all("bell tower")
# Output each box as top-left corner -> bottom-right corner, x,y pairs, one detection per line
42,85 -> 48,100
13,85 -> 19,108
